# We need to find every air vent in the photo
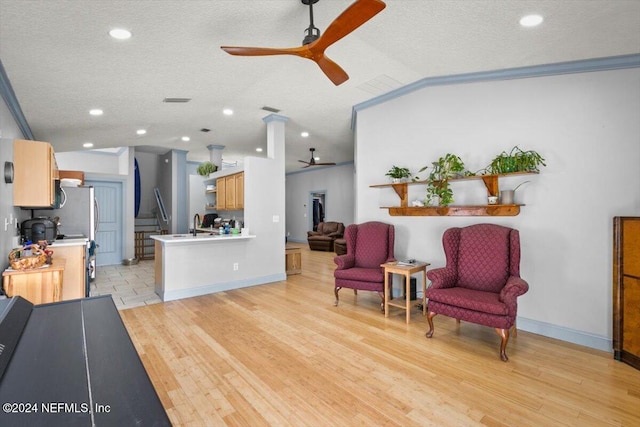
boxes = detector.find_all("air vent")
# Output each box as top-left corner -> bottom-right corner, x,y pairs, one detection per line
261,106 -> 281,113
163,98 -> 192,103
200,128 -> 211,133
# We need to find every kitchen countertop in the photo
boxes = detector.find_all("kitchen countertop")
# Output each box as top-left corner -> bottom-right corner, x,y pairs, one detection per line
151,233 -> 255,244
48,237 -> 88,247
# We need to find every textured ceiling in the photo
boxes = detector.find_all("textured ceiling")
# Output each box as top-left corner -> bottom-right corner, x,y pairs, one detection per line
1,0 -> 639,171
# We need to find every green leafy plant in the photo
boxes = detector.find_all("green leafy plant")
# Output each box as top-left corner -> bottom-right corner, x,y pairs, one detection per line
197,161 -> 217,177
421,153 -> 468,206
385,165 -> 412,181
485,146 -> 546,174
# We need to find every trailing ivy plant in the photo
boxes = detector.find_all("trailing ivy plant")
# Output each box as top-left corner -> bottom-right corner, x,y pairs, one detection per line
420,153 -> 469,206
197,161 -> 217,177
484,146 -> 546,174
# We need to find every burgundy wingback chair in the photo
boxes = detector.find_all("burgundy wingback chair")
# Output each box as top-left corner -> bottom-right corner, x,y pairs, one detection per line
308,221 -> 345,252
334,222 -> 395,309
425,224 -> 529,361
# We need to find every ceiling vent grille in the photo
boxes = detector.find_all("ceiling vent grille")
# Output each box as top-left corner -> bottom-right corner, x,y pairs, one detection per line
261,106 -> 281,113
163,97 -> 192,103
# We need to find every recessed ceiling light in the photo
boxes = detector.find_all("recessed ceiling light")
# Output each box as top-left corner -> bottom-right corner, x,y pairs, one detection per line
301,132 -> 309,137
256,148 -> 263,152
109,28 -> 132,40
314,157 -> 320,161
83,142 -> 94,148
519,14 -> 544,27
181,136 -> 190,142
223,108 -> 233,116
89,109 -> 103,116
136,129 -> 147,135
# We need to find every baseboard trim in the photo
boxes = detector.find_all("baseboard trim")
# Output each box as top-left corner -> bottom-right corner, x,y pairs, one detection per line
517,316 -> 612,353
160,273 -> 286,302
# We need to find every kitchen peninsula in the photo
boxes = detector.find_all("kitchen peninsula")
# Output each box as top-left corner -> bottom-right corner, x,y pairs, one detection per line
152,233 -> 259,301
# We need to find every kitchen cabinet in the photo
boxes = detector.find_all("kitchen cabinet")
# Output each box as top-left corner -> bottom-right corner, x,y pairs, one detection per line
216,176 -> 226,210
52,243 -> 87,300
59,170 -> 85,185
2,258 -> 65,305
235,173 -> 244,209
13,139 -> 58,207
215,172 -> 244,211
225,174 -> 236,209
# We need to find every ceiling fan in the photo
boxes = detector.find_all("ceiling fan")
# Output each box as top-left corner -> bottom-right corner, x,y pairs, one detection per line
299,148 -> 336,168
220,0 -> 386,86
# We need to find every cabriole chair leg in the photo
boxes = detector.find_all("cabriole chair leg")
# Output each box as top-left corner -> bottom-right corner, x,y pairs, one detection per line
495,328 -> 510,362
426,311 -> 437,338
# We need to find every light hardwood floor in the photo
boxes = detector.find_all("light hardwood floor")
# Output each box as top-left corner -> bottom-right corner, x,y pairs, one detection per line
120,246 -> 640,426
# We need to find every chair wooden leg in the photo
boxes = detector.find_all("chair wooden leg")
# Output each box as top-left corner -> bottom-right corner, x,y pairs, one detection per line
377,291 -> 385,312
426,311 -> 437,338
334,287 -> 341,306
512,320 -> 517,337
495,328 -> 510,362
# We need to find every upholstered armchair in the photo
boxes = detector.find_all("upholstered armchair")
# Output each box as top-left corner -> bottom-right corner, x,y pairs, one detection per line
308,221 -> 345,251
425,224 -> 529,361
334,222 -> 395,309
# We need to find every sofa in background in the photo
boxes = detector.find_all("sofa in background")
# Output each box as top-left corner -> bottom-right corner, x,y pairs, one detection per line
307,222 -> 345,251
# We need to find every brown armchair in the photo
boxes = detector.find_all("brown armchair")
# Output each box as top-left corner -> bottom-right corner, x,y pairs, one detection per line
425,224 -> 529,361
308,221 -> 345,251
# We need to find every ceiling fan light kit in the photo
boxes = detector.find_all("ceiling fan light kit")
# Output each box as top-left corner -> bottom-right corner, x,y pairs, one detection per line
220,0 -> 386,86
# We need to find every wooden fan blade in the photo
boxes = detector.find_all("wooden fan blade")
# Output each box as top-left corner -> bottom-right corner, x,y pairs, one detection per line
314,54 -> 349,86
221,45 -> 306,57
298,160 -> 311,164
312,0 -> 386,51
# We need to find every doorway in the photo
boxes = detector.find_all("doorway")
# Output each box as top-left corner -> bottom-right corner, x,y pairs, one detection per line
309,191 -> 326,232
86,179 -> 124,266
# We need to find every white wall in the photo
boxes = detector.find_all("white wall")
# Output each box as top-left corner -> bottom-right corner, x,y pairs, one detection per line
354,65 -> 640,351
55,150 -> 122,174
285,163 -> 355,242
134,151 -> 160,216
0,98 -> 27,270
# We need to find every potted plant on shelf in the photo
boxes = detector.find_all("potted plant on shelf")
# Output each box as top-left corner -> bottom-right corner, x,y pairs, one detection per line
385,165 -> 413,183
484,146 -> 546,174
422,153 -> 469,206
197,161 -> 217,177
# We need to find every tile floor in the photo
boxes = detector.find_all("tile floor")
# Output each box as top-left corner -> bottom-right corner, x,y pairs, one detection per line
91,260 -> 161,310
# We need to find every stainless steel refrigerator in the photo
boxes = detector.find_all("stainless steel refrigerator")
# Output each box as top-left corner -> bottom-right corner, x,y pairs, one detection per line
35,185 -> 99,281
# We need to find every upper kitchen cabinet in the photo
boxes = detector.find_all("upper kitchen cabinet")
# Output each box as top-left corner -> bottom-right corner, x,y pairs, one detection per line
215,172 -> 244,211
13,139 -> 58,208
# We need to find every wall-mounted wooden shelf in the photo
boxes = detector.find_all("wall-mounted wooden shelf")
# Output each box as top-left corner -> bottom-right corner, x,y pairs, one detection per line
372,171 -> 537,217
385,205 -> 522,216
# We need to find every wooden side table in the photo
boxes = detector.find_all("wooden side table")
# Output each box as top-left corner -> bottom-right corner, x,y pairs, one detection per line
285,244 -> 302,275
2,258 -> 65,305
381,261 -> 430,323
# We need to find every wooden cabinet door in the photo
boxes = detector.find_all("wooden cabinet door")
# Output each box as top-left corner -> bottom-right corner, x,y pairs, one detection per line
613,216 -> 640,370
225,175 -> 236,209
216,177 -> 226,210
235,173 -> 244,209
53,244 -> 86,300
13,139 -> 55,207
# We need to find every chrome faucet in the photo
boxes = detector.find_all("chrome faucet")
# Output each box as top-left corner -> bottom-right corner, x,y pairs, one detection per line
193,214 -> 200,236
